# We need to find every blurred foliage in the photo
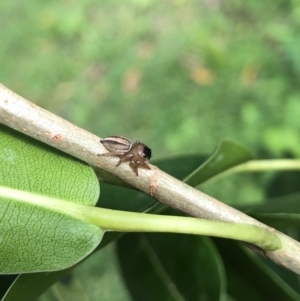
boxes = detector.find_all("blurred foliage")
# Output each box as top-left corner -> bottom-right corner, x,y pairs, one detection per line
1,0 -> 300,206
1,0 -> 300,300
1,0 -> 300,158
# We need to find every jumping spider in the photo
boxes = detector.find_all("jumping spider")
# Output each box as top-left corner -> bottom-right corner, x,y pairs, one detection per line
99,136 -> 152,176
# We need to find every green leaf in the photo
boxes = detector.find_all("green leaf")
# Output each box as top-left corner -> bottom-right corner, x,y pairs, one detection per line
156,155 -> 207,180
116,233 -> 226,301
2,270 -> 69,301
184,139 -> 253,187
237,193 -> 300,227
214,240 -> 300,301
0,124 -> 102,274
40,242 -> 133,301
240,193 -> 300,215
0,125 -> 99,205
0,195 -> 102,273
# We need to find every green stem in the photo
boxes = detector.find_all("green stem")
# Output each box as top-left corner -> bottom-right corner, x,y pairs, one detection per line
232,159 -> 300,173
201,159 -> 300,186
0,186 -> 282,251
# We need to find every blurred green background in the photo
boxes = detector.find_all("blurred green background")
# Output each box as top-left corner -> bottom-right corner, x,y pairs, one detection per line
1,0 -> 300,204
1,1 -> 300,299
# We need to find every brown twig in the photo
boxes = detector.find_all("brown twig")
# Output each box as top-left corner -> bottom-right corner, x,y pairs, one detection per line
0,83 -> 299,274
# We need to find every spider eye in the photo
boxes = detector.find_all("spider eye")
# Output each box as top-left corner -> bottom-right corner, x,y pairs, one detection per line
143,146 -> 152,160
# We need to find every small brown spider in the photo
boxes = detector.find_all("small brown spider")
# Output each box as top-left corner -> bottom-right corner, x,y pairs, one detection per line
99,136 -> 152,176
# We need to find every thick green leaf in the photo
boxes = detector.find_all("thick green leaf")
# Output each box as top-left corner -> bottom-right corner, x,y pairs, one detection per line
184,139 -> 253,187
2,270 -> 69,301
214,239 -> 300,301
0,125 -> 99,205
0,196 -> 102,273
117,233 -> 226,301
40,237 -> 225,301
240,167 -> 300,228
266,169 -> 300,199
0,125 -> 102,299
237,193 -> 300,227
0,275 -> 16,299
3,153 -> 205,300
239,193 -> 300,214
40,242 -> 132,301
240,193 -> 300,214
252,214 -> 300,228
156,155 -> 207,180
